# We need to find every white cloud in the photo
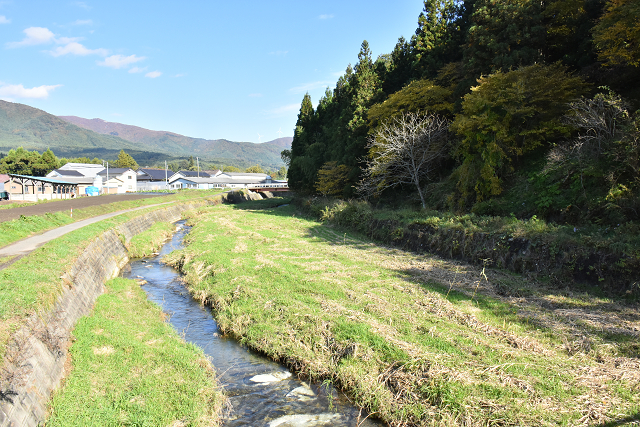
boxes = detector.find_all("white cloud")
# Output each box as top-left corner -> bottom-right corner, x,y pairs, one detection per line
249,93 -> 262,98
145,71 -> 161,78
0,15 -> 10,24
72,19 -> 93,25
111,112 -> 123,117
49,41 -> 107,57
74,2 -> 90,10
319,14 -> 334,20
128,66 -> 147,73
0,83 -> 62,100
289,81 -> 331,94
269,50 -> 288,56
174,73 -> 187,78
267,103 -> 300,115
97,54 -> 145,69
6,27 -> 56,48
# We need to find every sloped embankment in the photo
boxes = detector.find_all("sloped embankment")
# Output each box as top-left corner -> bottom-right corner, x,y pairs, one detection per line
0,197 -> 227,427
296,198 -> 640,297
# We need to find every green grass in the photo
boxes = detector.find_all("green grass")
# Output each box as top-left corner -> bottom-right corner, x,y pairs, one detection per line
0,189 -> 224,248
164,199 -> 640,426
45,278 -> 223,426
127,221 -> 175,258
0,192 -> 225,361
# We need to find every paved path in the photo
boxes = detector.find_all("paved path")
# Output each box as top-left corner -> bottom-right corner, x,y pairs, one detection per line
0,201 -> 174,270
0,193 -> 166,223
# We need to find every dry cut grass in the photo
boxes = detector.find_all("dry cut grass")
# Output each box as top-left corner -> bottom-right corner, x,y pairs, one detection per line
166,202 -> 640,426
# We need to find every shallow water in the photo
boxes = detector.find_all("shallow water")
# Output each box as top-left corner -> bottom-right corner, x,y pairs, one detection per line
124,222 -> 382,427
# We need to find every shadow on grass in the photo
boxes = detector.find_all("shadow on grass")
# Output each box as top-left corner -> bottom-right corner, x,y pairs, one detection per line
227,197 -> 640,358
594,413 -> 640,426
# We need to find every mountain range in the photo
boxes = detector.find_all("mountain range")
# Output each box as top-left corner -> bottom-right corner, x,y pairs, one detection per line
0,100 -> 291,169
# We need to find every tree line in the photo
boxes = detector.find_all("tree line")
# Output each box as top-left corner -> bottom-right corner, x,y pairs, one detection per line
288,0 -> 640,225
0,147 -> 287,180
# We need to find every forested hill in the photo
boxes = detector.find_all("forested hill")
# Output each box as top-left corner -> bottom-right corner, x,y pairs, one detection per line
0,100 -> 143,157
289,0 -> 640,226
60,116 -> 291,169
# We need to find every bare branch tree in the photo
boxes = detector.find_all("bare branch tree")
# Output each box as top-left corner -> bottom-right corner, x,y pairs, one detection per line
357,112 -> 450,209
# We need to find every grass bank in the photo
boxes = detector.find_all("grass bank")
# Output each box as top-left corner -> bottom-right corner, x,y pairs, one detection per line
296,197 -> 640,298
0,189 -> 224,248
166,198 -> 639,426
0,192 -> 224,362
45,276 -> 223,426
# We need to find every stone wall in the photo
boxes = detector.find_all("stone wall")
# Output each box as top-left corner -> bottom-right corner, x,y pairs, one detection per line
0,196 -> 223,427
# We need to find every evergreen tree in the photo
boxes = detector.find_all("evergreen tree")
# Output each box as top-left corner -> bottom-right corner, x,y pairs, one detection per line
463,0 -> 545,78
288,93 -> 316,192
412,0 -> 462,79
113,150 -> 138,169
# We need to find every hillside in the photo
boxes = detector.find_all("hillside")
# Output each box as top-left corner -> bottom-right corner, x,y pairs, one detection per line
0,100 -> 144,156
60,115 -> 291,168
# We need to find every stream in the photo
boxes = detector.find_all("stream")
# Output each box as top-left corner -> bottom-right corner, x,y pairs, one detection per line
123,222 -> 382,427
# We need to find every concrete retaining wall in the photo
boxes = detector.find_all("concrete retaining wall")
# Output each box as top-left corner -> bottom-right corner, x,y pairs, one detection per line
0,197 -> 221,427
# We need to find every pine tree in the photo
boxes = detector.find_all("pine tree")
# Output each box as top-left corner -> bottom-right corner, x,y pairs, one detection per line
463,0 -> 545,78
114,150 -> 138,169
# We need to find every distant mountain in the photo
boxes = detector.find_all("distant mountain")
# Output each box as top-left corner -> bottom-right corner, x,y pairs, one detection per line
59,116 -> 292,168
0,100 -> 144,157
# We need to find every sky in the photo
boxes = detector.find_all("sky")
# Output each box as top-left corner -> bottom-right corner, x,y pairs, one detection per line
0,1 -> 425,144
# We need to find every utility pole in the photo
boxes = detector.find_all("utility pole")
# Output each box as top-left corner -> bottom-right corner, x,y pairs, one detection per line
197,157 -> 200,178
106,161 -> 109,195
165,160 -> 168,190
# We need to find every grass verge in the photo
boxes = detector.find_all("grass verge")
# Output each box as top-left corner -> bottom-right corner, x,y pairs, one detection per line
0,192 -> 224,362
45,278 -> 223,426
165,199 -> 639,426
0,189 -> 224,248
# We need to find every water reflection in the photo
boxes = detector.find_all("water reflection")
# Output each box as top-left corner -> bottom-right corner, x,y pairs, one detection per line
124,222 -> 382,427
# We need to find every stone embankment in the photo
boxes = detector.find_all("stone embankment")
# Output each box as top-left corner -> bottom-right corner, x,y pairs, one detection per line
0,191 -> 260,427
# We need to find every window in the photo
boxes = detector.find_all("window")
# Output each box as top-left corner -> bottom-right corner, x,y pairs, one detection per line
128,175 -> 132,179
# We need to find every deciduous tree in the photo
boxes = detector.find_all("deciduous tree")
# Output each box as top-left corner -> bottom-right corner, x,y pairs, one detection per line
451,63 -> 587,204
358,112 -> 451,208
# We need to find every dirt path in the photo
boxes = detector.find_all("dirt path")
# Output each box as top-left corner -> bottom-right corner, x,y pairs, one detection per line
0,194 -> 166,223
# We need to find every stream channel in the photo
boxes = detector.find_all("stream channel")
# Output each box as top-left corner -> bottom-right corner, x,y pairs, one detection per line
123,221 -> 383,427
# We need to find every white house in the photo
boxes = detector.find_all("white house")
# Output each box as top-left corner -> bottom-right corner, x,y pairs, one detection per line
96,168 -> 137,193
168,172 -> 272,190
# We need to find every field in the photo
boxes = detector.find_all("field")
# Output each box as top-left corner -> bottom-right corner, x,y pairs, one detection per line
165,198 -> 640,426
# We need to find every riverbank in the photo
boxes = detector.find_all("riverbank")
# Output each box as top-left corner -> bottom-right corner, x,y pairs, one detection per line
295,197 -> 640,298
167,198 -> 639,426
0,193 -> 230,426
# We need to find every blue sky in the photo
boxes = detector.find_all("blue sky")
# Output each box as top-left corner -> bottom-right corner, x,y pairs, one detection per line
0,1 -> 424,143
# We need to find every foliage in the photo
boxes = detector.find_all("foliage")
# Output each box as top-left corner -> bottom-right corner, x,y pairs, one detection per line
0,147 -> 59,176
222,165 -> 241,172
367,79 -> 453,130
314,162 -> 351,197
245,164 -> 264,174
451,63 -> 587,205
358,112 -> 451,208
113,149 -> 138,169
463,0 -> 545,77
592,0 -> 640,67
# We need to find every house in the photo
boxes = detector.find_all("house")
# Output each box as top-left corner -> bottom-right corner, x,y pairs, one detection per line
136,168 -> 171,191
168,172 -> 272,190
167,170 -> 212,182
96,168 -> 137,194
47,167 -> 102,195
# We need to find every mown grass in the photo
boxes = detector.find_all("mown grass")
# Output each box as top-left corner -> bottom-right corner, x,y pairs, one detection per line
0,189 -> 224,248
0,192 -> 225,362
45,278 -> 223,426
166,199 -> 640,426
127,221 -> 175,258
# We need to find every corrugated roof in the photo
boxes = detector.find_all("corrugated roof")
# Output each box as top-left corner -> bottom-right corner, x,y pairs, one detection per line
8,174 -> 78,185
